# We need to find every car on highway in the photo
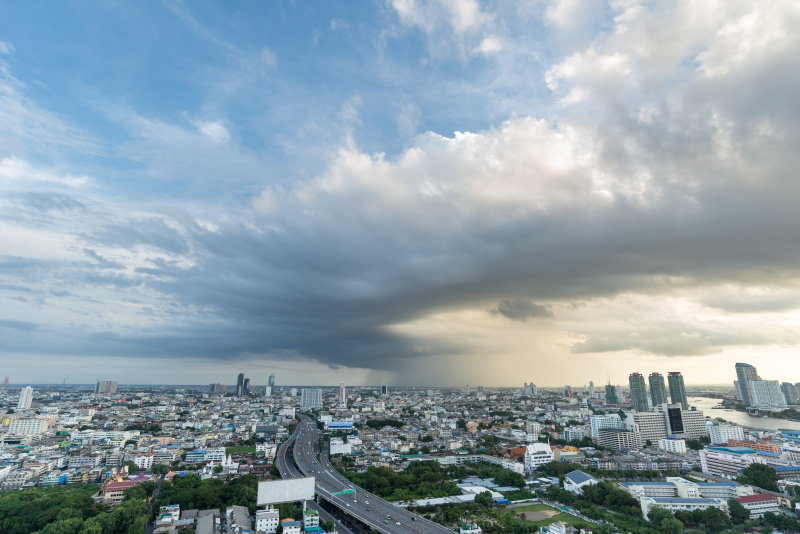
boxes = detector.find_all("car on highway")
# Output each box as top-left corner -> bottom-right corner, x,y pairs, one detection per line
396,522 -> 401,525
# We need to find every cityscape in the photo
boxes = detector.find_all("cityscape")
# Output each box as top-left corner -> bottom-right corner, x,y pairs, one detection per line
3,362 -> 800,534
3,1 -> 800,534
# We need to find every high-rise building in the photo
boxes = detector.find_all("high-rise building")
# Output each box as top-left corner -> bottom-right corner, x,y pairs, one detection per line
735,363 -> 759,405
605,384 -> 619,404
629,373 -> 648,412
301,388 -> 322,409
339,382 -> 346,407
668,372 -> 688,409
236,373 -> 245,397
649,373 -> 669,408
589,381 -> 595,396
268,373 -> 276,391
94,380 -> 117,395
747,380 -> 786,407
243,378 -> 250,396
264,386 -> 272,397
209,383 -> 225,394
464,385 -> 470,395
381,385 -> 388,396
17,386 -> 33,411
564,385 -> 572,398
782,382 -> 800,405
477,386 -> 484,393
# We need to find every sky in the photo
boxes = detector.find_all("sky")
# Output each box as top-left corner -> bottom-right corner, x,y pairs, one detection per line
1,0 -> 800,388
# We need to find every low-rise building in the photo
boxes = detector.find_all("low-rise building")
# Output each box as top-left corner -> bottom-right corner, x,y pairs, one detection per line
256,508 -> 279,534
735,494 -> 779,518
640,497 -> 727,521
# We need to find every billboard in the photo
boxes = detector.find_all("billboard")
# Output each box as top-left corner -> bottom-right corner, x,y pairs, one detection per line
327,421 -> 353,430
257,477 -> 315,505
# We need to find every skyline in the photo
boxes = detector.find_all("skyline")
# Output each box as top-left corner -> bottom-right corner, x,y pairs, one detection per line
2,1 -> 800,386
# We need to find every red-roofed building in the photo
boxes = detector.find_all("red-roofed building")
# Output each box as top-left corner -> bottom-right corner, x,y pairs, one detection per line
101,481 -> 138,505
736,494 -> 779,518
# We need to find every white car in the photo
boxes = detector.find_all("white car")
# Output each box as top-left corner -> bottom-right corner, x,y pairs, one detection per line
395,522 -> 401,525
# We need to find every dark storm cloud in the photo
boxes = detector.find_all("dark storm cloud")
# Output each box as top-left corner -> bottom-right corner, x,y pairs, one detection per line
493,297 -> 553,321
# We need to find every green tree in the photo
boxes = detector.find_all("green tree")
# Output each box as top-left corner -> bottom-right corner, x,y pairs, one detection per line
726,498 -> 749,524
661,517 -> 685,534
698,506 -> 731,533
38,518 -> 84,534
152,464 -> 169,475
738,463 -> 779,491
648,506 -> 674,525
213,465 -> 224,474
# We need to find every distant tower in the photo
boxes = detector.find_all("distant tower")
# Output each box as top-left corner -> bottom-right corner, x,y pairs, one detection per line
588,381 -> 594,396
735,363 -> 759,406
629,373 -> 648,412
648,373 -> 668,408
668,372 -> 689,409
381,385 -> 388,396
243,378 -> 250,396
339,382 -> 346,407
236,373 -> 244,396
17,386 -> 33,411
464,385 -> 470,395
268,373 -> 276,390
604,384 -> 618,405
564,385 -> 572,398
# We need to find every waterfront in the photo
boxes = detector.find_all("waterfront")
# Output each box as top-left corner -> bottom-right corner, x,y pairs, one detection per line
689,396 -> 800,431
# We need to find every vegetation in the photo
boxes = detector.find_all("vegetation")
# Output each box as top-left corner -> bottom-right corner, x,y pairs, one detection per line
0,485 -> 102,534
225,446 -> 256,455
152,473 -> 259,516
736,463 -> 779,492
343,461 -> 460,501
364,419 -> 404,429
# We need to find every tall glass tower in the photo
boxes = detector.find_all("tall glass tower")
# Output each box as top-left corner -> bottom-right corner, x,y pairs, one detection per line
668,372 -> 688,409
648,373 -> 669,408
629,372 -> 649,412
735,363 -> 759,405
268,373 -> 276,388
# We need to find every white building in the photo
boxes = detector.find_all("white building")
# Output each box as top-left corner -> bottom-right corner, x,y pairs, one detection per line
524,443 -> 554,471
735,494 -> 779,518
303,509 -> 319,530
256,508 -> 280,534
700,447 -> 767,478
7,417 -> 48,436
17,387 -> 33,411
204,448 -> 226,463
339,382 -> 346,407
748,380 -> 787,408
301,388 -> 322,409
659,438 -> 687,454
133,453 -> 154,470
590,414 -> 624,438
640,497 -> 727,521
330,438 -> 352,455
707,422 -> 745,445
94,380 -> 117,395
596,429 -> 642,450
563,470 -> 599,493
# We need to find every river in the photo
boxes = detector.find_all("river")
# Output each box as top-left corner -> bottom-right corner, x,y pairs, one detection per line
689,396 -> 800,432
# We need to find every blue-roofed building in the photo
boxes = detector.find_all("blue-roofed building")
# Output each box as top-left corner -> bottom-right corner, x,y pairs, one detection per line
564,470 -> 599,493
782,430 -> 800,443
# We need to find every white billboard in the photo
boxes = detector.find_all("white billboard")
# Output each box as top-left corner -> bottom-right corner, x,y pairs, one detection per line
257,477 -> 315,505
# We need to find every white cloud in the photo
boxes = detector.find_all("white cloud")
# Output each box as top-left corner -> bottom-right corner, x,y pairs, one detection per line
0,41 -> 14,55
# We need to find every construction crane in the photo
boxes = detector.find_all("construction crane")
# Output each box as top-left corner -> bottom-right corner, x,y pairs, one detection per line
1,376 -> 8,388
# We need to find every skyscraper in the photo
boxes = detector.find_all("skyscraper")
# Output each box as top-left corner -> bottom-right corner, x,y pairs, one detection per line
268,373 -> 276,390
588,381 -> 595,396
381,385 -> 388,395
464,385 -> 470,395
735,363 -> 759,405
243,378 -> 250,396
236,373 -> 245,396
668,372 -> 688,409
17,386 -> 33,410
605,384 -> 619,404
629,372 -> 648,412
564,385 -> 572,398
648,373 -> 668,408
339,382 -> 346,407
